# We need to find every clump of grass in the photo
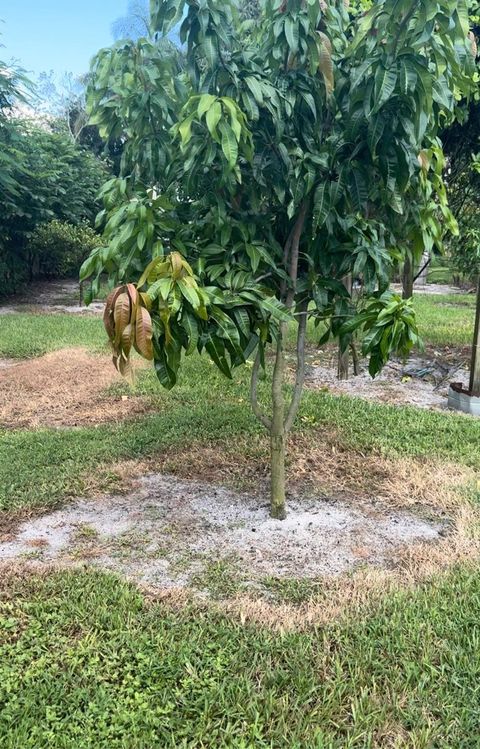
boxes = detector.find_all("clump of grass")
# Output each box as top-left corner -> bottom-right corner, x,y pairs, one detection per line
191,557 -> 245,599
261,576 -> 323,604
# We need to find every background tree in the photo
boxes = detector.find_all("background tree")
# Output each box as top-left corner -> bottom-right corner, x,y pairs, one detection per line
112,0 -> 150,41
82,0 -> 474,519
1,119 -> 107,293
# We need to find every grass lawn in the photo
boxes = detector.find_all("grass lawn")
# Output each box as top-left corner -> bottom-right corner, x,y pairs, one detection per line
0,296 -> 479,515
1,293 -> 480,748
414,293 -> 475,348
1,567 -> 480,748
2,350 -> 480,514
0,290 -> 474,360
0,314 -> 106,358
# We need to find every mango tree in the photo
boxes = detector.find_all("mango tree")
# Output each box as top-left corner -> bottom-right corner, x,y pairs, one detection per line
82,0 -> 474,519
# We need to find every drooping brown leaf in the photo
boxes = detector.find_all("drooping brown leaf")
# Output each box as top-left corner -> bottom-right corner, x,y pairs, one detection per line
121,323 -> 135,357
118,352 -> 135,383
418,150 -> 430,171
317,31 -> 332,54
140,291 -> 153,311
104,287 -> 123,341
170,251 -> 184,280
134,305 -> 154,360
469,31 -> 478,58
318,37 -> 334,94
126,283 -> 139,309
114,292 -> 133,347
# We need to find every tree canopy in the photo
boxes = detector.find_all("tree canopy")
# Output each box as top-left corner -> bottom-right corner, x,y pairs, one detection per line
82,0 -> 476,516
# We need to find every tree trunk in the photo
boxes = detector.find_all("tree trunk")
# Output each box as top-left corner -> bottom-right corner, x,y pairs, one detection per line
270,324 -> 287,519
469,277 -> 480,396
338,274 -> 352,380
402,256 -> 414,299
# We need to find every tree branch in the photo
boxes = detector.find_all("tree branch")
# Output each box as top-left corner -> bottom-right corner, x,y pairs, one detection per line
284,300 -> 308,433
250,347 -> 272,430
285,201 -> 308,310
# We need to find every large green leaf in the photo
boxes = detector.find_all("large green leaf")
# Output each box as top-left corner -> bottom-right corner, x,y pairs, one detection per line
372,65 -> 398,113
218,121 -> 238,169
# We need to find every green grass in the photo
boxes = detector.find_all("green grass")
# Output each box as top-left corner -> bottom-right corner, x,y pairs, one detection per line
0,313 -> 106,358
0,295 -> 479,516
426,265 -> 455,284
2,355 -> 480,514
414,293 -> 475,348
1,567 -> 480,748
0,291 -> 474,361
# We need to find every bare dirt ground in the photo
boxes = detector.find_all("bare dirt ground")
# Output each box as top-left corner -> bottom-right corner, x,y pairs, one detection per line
0,348 -> 151,428
303,352 -> 469,410
0,474 -> 444,588
391,282 -> 473,295
0,280 -> 103,315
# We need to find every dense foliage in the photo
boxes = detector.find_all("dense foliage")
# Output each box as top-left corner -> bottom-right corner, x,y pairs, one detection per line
82,0 -> 475,515
0,47 -> 109,295
27,220 -> 100,279
0,113 -> 107,294
442,101 -> 480,281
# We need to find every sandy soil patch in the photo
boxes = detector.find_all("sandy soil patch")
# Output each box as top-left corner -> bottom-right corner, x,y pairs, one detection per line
0,348 -> 151,428
0,280 -> 103,316
0,474 -> 444,589
304,353 -> 469,410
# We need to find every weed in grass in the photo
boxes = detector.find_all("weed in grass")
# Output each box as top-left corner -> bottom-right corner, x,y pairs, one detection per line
191,557 -> 246,599
261,576 -> 325,604
72,524 -> 99,542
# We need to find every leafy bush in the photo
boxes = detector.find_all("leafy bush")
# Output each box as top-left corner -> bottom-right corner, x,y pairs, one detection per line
0,118 -> 108,295
27,220 -> 100,278
449,224 -> 480,282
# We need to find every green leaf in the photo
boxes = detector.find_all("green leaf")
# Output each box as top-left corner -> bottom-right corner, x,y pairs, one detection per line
373,66 -> 397,113
349,168 -> 368,212
284,17 -> 299,55
206,102 -> 222,141
246,244 -> 261,272
313,182 -> 330,230
218,121 -> 238,169
178,113 -> 195,146
154,344 -> 177,390
177,278 -> 202,309
205,335 -> 233,378
181,310 -> 199,355
244,77 -> 264,106
261,297 -> 293,322
198,94 -> 217,119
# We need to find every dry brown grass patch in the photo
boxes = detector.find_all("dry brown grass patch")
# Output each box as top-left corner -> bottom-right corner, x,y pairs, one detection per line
0,348 -> 152,429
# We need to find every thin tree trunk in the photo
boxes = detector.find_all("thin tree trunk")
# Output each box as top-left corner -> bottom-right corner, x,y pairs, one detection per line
402,256 -> 414,299
350,341 -> 360,376
249,204 -> 308,520
270,323 -> 287,520
469,277 -> 480,396
337,274 -> 352,380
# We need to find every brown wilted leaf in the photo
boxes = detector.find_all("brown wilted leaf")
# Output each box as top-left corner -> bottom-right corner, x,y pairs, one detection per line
114,292 -> 132,347
134,305 -> 154,360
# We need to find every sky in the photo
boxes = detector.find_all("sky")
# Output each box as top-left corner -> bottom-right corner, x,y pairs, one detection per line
1,0 -> 124,77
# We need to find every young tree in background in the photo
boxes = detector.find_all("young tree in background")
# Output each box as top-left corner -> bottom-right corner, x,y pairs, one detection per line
82,0 -> 475,519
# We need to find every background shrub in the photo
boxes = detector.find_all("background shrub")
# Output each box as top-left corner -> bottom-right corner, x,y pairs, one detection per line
27,220 -> 100,279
